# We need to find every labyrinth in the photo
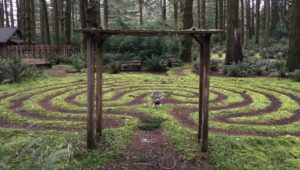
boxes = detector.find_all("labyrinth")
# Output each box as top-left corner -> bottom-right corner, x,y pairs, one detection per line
1,67 -> 300,138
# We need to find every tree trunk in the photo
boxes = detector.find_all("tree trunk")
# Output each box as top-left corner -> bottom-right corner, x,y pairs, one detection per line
270,0 -> 278,34
0,1 -> 4,27
255,0 -> 260,44
9,0 -> 13,27
4,0 -> 9,27
263,0 -> 270,48
16,0 -> 20,28
201,0 -> 206,28
180,0 -> 193,62
103,0 -> 108,28
215,0 -> 218,29
25,0 -> 32,44
65,0 -> 71,44
251,0 -> 255,38
174,0 -> 178,25
246,0 -> 250,40
139,0 -> 143,25
53,0 -> 60,44
286,0 -> 300,71
40,0 -> 45,43
225,0 -> 243,65
59,0 -> 64,38
30,0 -> 35,42
241,0 -> 244,45
197,0 -> 201,28
162,0 -> 166,22
179,0 -> 184,21
80,0 -> 87,52
218,0 -> 224,43
40,0 -> 51,44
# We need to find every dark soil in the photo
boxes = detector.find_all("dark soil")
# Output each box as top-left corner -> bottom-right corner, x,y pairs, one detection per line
103,128 -> 210,170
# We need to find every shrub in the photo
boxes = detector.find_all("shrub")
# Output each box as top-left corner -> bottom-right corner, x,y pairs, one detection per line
143,55 -> 168,72
138,116 -> 166,131
166,56 -> 183,67
46,53 -> 69,65
290,70 -> 300,82
210,58 -> 223,72
106,60 -> 121,74
192,58 -> 223,73
273,59 -> 287,78
192,57 -> 200,74
1,57 -> 39,83
71,53 -> 86,72
223,58 -> 267,77
224,64 -> 250,77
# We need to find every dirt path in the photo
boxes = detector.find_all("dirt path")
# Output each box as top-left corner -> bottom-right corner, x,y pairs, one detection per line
103,128 -> 210,170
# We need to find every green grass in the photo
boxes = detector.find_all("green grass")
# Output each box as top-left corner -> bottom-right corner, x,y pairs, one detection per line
0,64 -> 300,169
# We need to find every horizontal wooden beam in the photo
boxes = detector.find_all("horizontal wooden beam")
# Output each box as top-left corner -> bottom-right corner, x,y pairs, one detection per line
74,28 -> 224,36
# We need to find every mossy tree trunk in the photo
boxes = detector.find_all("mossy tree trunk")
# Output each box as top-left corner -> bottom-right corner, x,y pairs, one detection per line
286,0 -> 300,71
52,0 -> 60,44
0,2 -> 4,27
225,0 -> 243,65
180,0 -> 194,62
255,0 -> 260,44
64,0 -> 72,44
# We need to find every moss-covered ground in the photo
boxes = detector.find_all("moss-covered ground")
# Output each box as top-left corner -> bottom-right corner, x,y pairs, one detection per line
0,65 -> 300,169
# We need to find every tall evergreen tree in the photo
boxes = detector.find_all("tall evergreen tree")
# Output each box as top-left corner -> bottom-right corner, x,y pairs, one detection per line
255,0 -> 261,44
181,0 -> 193,62
9,0 -> 13,27
0,1 -> 4,27
286,0 -> 300,71
225,0 -> 243,65
103,0 -> 108,28
4,0 -> 9,27
263,0 -> 270,48
52,0 -> 60,44
65,0 -> 72,44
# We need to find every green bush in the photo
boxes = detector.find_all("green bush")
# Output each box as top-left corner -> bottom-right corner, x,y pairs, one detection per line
224,58 -> 267,77
210,58 -> 223,71
290,70 -> 300,82
138,116 -> 166,131
46,53 -> 71,65
106,60 -> 121,74
166,56 -> 183,67
143,55 -> 168,72
192,58 -> 223,73
273,59 -> 287,77
71,53 -> 86,72
0,57 -> 40,83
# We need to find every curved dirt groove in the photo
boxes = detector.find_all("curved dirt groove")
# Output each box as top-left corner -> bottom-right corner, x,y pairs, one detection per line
0,78 -> 300,137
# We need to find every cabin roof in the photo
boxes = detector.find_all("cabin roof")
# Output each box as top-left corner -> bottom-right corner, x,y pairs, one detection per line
0,27 -> 23,44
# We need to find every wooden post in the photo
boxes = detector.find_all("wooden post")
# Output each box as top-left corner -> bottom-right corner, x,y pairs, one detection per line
192,33 -> 211,152
87,35 -> 95,149
96,40 -> 103,136
200,34 -> 211,152
198,43 -> 204,141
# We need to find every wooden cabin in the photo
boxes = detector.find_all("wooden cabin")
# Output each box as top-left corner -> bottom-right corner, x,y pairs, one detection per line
0,27 -> 23,58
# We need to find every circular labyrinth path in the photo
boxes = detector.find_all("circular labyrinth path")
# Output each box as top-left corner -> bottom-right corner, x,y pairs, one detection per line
1,71 -> 300,137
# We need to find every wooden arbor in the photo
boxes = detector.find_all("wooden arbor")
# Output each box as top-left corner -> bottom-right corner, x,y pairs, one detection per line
75,28 -> 223,152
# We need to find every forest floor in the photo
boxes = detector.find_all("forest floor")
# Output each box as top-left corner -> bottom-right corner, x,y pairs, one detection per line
0,64 -> 300,169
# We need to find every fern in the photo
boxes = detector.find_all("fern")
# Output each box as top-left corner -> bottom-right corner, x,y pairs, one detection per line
41,144 -> 73,170
0,148 -> 7,170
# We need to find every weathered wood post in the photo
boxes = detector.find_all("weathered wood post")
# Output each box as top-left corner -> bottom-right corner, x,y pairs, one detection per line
95,34 -> 107,136
192,33 -> 211,152
87,34 -> 95,149
200,34 -> 211,152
